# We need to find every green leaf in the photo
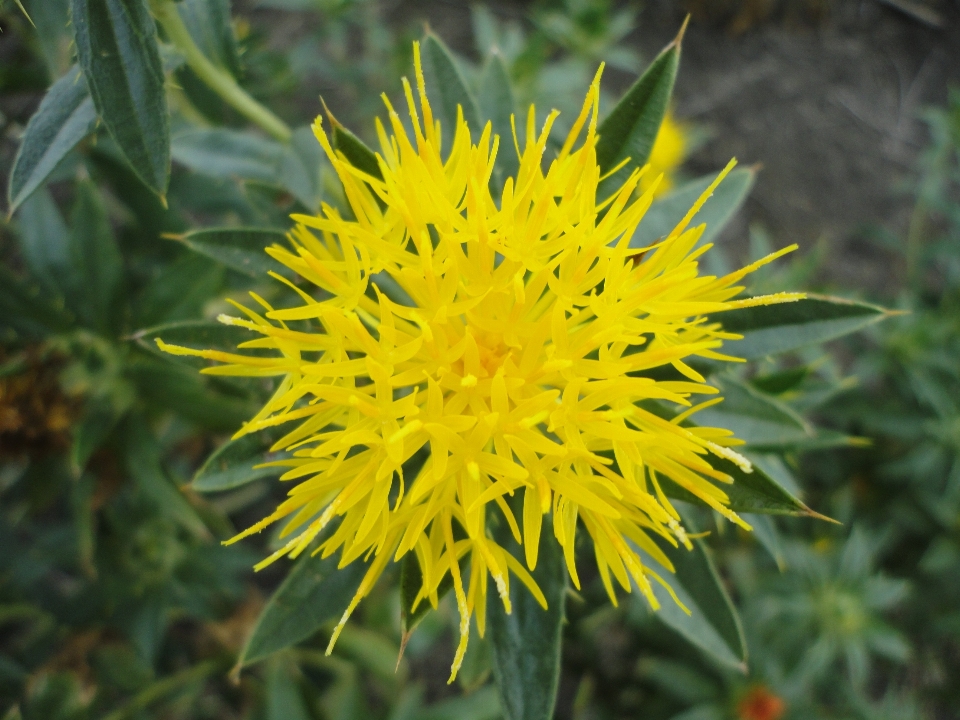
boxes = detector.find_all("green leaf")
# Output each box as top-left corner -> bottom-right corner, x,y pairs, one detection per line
126,353 -> 254,430
72,0 -> 170,196
238,550 -> 369,666
487,507 -> 565,720
419,32 -> 482,143
124,418 -> 209,539
68,181 -> 124,335
132,319 -> 259,369
15,188 -> 71,301
71,398 -> 125,473
265,655 -> 312,720
171,128 -> 320,210
324,108 -> 383,180
477,52 -> 518,189
744,513 -> 786,570
0,265 -> 71,337
177,0 -> 241,78
693,374 -> 813,449
596,23 -> 683,191
399,551 -> 454,636
712,295 -> 890,361
192,427 -> 290,492
70,472 -> 97,577
133,252 -> 224,327
631,517 -> 747,671
172,227 -> 288,277
660,453 -> 818,518
419,686 -> 501,720
21,0 -> 72,77
7,66 -> 97,214
630,168 -> 755,249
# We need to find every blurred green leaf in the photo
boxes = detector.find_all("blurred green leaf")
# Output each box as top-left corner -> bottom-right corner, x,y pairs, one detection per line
477,52 -> 518,189
694,375 -> 813,449
239,549 -> 369,666
335,624 -> 406,685
418,686 -> 501,720
487,506 -> 565,720
630,168 -> 755,249
133,252 -> 224,327
177,0 -> 241,78
21,0 -> 72,77
72,0 -> 170,196
124,419 -> 209,539
713,295 -> 890,361
172,227 -> 288,277
265,655 -> 311,720
171,128 -> 321,210
192,427 -> 289,492
126,353 -> 253,430
70,473 -> 97,576
132,319 -> 259,369
744,513 -> 786,570
632,519 -> 747,671
15,188 -> 72,301
419,32 -> 482,141
71,398 -> 125,473
596,27 -> 680,191
68,181 -> 124,335
0,265 -> 72,337
399,551 -> 454,637
7,66 -> 97,214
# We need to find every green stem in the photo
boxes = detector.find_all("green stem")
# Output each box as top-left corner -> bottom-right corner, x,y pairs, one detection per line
150,0 -> 292,143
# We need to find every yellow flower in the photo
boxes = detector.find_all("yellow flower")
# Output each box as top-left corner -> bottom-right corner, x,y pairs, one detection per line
640,110 -> 687,197
159,42 -> 800,681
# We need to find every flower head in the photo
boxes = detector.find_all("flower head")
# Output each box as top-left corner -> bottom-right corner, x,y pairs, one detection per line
159,42 -> 800,680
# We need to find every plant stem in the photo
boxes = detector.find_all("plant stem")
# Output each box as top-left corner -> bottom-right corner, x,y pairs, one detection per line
150,0 -> 292,143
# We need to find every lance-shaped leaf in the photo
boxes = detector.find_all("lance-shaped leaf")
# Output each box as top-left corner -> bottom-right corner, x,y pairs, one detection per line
487,506 -> 566,720
630,519 -> 747,671
630,167 -> 756,249
69,181 -> 124,335
124,418 -> 210,539
171,128 -> 320,210
322,101 -> 383,180
73,0 -> 170,196
420,32 -> 482,142
596,19 -> 685,191
15,189 -> 72,301
177,0 -> 241,77
660,452 -> 827,519
712,295 -> 890,360
192,427 -> 290,492
238,551 -> 370,666
7,66 -> 98,214
0,265 -> 72,337
694,374 -> 813,449
132,319 -> 263,369
399,551 -> 454,637
477,52 -> 518,189
168,227 -> 289,277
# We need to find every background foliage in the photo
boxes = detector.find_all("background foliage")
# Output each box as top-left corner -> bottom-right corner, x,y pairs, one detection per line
0,1 -> 958,719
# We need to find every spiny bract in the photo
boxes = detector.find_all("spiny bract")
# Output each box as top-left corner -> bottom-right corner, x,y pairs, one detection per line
159,42 -> 801,680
